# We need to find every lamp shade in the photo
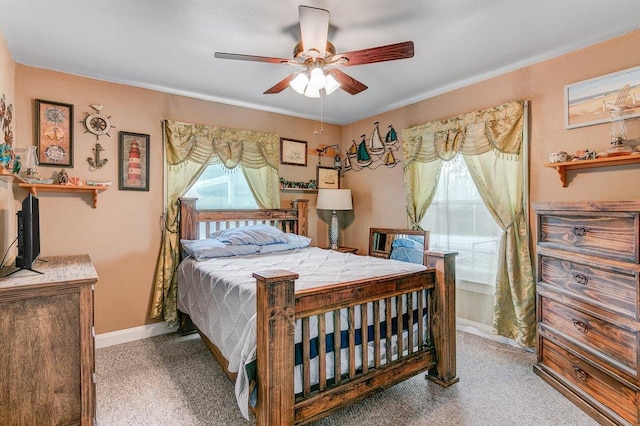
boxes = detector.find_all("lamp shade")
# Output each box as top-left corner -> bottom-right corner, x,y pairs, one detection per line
316,189 -> 353,211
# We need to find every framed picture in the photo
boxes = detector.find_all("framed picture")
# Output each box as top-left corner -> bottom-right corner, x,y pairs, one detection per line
118,131 -> 150,191
317,166 -> 340,189
35,99 -> 74,167
565,65 -> 640,129
280,137 -> 308,166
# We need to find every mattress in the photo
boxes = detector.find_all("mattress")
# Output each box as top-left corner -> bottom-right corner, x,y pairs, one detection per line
177,246 -> 427,418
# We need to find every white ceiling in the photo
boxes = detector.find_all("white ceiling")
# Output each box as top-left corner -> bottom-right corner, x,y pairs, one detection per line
1,0 -> 640,125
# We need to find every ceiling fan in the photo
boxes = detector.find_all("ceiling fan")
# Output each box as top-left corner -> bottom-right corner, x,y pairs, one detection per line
214,5 -> 414,97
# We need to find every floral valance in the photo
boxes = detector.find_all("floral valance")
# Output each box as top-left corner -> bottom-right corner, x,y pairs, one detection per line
402,100 -> 524,164
164,120 -> 279,170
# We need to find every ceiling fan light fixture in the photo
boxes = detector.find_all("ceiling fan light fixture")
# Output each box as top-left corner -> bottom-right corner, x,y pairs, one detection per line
304,85 -> 321,98
289,73 -> 309,94
309,67 -> 327,90
324,74 -> 341,95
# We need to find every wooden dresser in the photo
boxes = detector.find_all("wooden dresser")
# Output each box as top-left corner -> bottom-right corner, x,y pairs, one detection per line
0,255 -> 98,426
533,201 -> 640,426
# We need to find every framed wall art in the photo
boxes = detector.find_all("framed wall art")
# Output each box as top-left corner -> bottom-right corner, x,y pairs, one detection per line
280,137 -> 308,166
317,166 -> 340,189
118,131 -> 150,191
565,65 -> 640,129
36,99 -> 74,167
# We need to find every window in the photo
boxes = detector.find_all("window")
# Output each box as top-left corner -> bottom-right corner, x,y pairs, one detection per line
420,155 -> 501,286
191,164 -> 258,209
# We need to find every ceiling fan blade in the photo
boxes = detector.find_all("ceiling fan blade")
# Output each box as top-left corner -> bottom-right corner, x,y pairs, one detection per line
337,41 -> 414,66
330,69 -> 368,95
263,74 -> 296,94
215,52 -> 290,64
299,5 -> 329,57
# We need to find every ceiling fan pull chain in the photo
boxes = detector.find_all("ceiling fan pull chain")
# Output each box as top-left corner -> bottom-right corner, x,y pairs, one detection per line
320,92 -> 324,134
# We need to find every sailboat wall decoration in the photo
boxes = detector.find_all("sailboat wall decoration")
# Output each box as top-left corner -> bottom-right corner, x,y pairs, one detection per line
345,122 -> 400,172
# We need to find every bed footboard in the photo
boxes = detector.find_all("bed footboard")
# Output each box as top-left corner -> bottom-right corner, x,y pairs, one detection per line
253,251 -> 457,426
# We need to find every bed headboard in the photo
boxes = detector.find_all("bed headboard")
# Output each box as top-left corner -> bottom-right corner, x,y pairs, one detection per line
179,197 -> 309,240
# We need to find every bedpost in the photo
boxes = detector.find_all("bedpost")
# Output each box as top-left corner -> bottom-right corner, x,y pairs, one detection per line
291,199 -> 309,236
253,270 -> 299,426
179,197 -> 198,240
425,250 -> 459,387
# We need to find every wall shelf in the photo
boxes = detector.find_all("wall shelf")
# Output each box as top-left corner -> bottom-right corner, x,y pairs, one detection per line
281,188 -> 318,193
544,153 -> 640,187
18,183 -> 108,208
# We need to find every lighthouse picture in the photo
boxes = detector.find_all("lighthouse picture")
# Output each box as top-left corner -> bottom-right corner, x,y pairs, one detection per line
118,132 -> 150,191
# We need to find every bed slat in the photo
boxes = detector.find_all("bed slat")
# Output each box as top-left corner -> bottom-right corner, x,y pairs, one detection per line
348,306 -> 356,379
333,311 -> 341,386
385,297 -> 392,364
302,317 -> 311,396
373,300 -> 381,369
361,304 -> 369,375
397,295 -> 404,358
318,314 -> 327,392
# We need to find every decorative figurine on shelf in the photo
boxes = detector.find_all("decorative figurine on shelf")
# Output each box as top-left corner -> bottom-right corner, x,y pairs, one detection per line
57,168 -> 69,185
12,155 -> 21,174
0,142 -> 10,167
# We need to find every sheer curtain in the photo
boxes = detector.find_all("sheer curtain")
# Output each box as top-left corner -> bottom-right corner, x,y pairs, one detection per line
401,101 -> 536,347
422,155 -> 501,331
150,120 -> 280,325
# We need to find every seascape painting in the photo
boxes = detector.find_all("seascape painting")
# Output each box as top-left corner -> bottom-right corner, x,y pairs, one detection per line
565,65 -> 640,129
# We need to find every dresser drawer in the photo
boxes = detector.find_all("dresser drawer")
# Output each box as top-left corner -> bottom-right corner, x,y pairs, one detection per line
537,212 -> 639,263
540,297 -> 638,376
540,338 -> 638,425
539,254 -> 639,319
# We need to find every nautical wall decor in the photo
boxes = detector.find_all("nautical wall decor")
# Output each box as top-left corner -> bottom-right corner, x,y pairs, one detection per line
344,121 -> 400,172
83,104 -> 115,169
0,93 -> 14,168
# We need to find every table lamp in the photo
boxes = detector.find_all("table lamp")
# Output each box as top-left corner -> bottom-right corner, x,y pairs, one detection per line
316,188 -> 353,249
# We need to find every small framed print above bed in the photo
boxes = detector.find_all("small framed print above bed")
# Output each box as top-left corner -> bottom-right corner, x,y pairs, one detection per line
280,137 -> 307,166
317,165 -> 339,189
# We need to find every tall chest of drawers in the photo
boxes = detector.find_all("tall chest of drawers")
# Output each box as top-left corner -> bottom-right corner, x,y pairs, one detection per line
533,200 -> 640,426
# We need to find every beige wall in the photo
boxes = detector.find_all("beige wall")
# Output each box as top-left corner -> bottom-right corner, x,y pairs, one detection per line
3,28 -> 640,334
9,63 -> 340,334
341,29 -> 640,252
0,30 -> 17,256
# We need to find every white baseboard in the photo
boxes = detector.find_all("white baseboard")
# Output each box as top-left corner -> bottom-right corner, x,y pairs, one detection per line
96,322 -> 178,349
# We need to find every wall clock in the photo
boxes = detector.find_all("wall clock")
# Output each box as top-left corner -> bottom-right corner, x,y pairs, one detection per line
82,104 -> 114,139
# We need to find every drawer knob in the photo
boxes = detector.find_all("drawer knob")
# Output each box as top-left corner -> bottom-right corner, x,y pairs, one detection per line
572,320 -> 590,333
571,226 -> 588,236
571,273 -> 589,285
573,366 -> 590,382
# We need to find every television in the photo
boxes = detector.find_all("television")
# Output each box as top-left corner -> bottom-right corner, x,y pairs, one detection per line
15,193 -> 41,273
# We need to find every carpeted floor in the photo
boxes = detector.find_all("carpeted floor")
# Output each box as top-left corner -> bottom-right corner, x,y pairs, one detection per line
95,330 -> 597,425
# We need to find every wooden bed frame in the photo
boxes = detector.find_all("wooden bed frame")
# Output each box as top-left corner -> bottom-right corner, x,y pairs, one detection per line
178,197 -> 458,425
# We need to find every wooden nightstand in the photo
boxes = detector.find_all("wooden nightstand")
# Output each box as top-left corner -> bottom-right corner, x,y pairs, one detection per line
330,246 -> 358,254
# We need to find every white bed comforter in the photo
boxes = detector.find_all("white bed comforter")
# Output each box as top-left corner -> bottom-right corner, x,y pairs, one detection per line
177,247 -> 426,418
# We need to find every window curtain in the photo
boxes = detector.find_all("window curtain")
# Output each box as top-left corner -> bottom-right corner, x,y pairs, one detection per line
401,101 -> 535,347
150,120 -> 281,325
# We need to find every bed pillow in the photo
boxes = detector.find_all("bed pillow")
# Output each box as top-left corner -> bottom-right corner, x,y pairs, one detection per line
180,239 -> 260,260
209,224 -> 289,246
391,237 -> 424,249
390,246 -> 424,264
258,233 -> 312,253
